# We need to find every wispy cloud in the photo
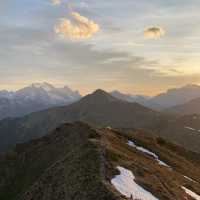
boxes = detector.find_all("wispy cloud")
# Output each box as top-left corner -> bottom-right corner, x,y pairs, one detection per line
55,12 -> 100,40
144,27 -> 165,39
51,0 -> 61,6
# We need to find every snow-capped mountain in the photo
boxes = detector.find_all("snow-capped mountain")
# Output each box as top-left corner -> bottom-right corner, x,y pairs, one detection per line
0,83 -> 81,120
14,83 -> 81,105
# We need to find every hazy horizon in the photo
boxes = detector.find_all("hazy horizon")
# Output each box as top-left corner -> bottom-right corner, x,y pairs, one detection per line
1,81 -> 200,97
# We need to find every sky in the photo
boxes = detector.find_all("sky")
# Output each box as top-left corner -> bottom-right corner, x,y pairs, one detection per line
0,0 -> 200,95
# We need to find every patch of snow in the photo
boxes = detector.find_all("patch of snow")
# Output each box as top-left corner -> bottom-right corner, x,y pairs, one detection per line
32,82 -> 54,92
106,126 -> 112,130
185,126 -> 196,131
128,140 -> 170,168
111,166 -> 159,200
184,127 -> 200,135
183,176 -> 197,183
182,186 -> 200,200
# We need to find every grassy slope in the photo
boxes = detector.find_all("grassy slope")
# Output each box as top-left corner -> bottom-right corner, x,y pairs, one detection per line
0,122 -> 118,200
0,122 -> 200,200
102,128 -> 200,200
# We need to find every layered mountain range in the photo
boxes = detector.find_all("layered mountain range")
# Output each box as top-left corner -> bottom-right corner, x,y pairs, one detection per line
111,84 -> 200,112
1,83 -> 200,121
1,84 -> 200,199
0,89 -> 160,152
164,97 -> 200,115
0,89 -> 200,153
0,83 -> 81,120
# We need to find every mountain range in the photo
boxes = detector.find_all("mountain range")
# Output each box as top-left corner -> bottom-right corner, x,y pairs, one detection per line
164,97 -> 200,115
111,84 -> 200,112
151,84 -> 200,109
1,88 -> 200,154
110,90 -> 160,110
0,122 -> 200,200
0,89 -> 161,152
1,83 -> 200,121
1,85 -> 200,199
0,83 -> 81,120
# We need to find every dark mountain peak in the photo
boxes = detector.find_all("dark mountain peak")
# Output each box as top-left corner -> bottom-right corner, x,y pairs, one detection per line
93,89 -> 109,95
81,89 -> 118,103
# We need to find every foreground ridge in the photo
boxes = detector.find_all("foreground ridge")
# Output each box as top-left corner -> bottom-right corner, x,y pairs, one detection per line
0,122 -> 200,200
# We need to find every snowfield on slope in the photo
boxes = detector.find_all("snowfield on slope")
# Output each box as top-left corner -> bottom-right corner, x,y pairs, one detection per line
111,166 -> 159,200
182,186 -> 200,200
183,175 -> 198,183
185,126 -> 196,131
185,126 -> 200,133
128,140 -> 170,168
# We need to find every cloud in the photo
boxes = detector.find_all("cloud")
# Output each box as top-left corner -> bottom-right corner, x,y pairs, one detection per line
55,12 -> 100,40
144,27 -> 165,39
51,0 -> 61,5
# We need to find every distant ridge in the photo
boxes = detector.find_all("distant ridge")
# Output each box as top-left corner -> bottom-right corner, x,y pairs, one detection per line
0,89 -> 159,152
0,82 -> 81,120
164,97 -> 200,115
1,87 -> 200,153
151,84 -> 200,109
1,83 -> 200,120
110,90 -> 160,110
110,84 -> 200,110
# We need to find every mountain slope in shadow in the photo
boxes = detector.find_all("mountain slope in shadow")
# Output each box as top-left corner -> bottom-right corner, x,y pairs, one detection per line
0,122 -> 200,200
164,97 -> 200,115
0,89 -> 160,152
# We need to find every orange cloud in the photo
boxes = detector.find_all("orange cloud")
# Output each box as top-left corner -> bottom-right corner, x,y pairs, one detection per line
144,27 -> 165,39
55,12 -> 100,40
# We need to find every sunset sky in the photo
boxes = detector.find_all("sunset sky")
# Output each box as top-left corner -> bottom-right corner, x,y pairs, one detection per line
0,0 -> 200,95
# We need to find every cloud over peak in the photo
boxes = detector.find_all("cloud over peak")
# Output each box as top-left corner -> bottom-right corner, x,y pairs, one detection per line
55,12 -> 100,40
144,27 -> 165,39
